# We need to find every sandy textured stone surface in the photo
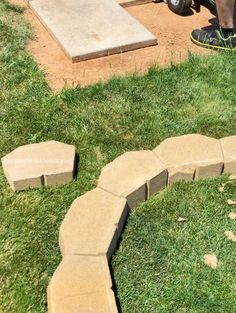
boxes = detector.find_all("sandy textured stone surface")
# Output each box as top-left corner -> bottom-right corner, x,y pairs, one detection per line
220,136 -> 236,175
30,0 -> 157,62
59,188 -> 128,259
98,150 -> 167,209
1,141 -> 75,191
153,134 -> 223,183
48,255 -> 117,313
168,167 -> 195,185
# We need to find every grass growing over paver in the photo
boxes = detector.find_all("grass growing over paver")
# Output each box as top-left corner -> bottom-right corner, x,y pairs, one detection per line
0,1 -> 236,312
112,177 -> 236,313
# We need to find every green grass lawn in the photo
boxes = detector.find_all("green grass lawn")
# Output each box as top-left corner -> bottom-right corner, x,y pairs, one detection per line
112,177 -> 236,313
0,0 -> 236,312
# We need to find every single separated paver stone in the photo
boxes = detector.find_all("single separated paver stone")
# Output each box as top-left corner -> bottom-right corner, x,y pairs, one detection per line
29,0 -> 157,62
98,150 -> 167,209
59,188 -> 128,259
48,255 -> 117,313
220,136 -> 236,175
1,141 -> 75,191
153,134 -> 224,183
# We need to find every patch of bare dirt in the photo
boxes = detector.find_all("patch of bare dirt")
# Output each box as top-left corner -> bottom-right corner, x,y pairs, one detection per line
12,0 -> 215,91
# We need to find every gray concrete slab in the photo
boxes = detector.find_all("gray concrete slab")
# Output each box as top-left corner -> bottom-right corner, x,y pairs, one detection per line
118,0 -> 153,8
29,0 -> 157,62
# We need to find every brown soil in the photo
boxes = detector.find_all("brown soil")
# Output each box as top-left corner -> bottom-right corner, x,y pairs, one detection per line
12,0 -> 215,91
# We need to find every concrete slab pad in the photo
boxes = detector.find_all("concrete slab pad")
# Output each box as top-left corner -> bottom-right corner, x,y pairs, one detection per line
119,0 -> 153,8
29,0 -> 157,62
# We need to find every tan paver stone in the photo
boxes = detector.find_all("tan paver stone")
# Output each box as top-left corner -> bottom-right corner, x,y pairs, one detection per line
30,0 -> 157,62
59,188 -> 128,259
153,134 -> 223,183
1,141 -> 75,191
47,255 -> 117,313
98,151 -> 167,209
168,167 -> 195,185
220,136 -> 236,175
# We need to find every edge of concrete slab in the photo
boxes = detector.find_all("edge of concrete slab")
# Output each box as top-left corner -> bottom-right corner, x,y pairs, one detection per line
119,0 -> 153,8
45,134 -> 236,312
71,38 -> 158,63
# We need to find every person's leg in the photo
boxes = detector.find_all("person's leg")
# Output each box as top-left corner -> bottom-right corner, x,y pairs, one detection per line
217,0 -> 235,28
191,0 -> 236,50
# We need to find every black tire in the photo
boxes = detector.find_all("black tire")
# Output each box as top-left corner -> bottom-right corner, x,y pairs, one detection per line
167,0 -> 192,14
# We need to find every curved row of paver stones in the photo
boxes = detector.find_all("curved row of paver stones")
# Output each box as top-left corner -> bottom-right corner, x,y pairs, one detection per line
2,135 -> 235,312
47,134 -> 236,313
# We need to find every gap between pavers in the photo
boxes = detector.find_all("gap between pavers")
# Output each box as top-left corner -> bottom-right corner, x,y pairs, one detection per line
48,134 -> 236,313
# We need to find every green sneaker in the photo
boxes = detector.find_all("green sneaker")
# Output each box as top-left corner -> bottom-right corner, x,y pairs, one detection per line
191,27 -> 236,51
208,0 -> 215,6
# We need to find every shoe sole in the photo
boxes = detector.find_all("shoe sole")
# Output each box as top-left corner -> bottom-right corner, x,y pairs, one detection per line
191,34 -> 235,51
